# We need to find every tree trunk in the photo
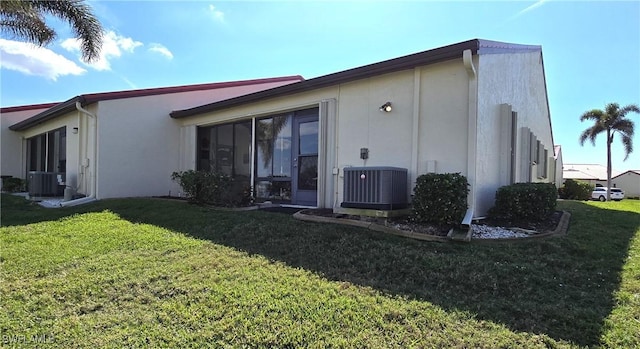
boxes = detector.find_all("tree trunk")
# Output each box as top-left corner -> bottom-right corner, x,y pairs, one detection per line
606,128 -> 612,201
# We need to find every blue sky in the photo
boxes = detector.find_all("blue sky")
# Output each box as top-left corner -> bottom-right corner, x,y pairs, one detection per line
1,1 -> 639,171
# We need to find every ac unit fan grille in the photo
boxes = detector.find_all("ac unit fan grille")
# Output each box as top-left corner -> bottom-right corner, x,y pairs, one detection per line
341,167 -> 408,210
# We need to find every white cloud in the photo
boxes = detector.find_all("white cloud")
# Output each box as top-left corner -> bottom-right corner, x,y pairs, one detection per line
509,0 -> 548,21
0,39 -> 86,80
148,43 -> 173,60
209,4 -> 225,22
62,30 -> 142,71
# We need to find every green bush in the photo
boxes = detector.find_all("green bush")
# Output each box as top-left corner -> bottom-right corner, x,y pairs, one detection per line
489,182 -> 557,222
412,173 -> 469,227
558,179 -> 591,200
2,177 -> 25,192
171,170 -> 253,207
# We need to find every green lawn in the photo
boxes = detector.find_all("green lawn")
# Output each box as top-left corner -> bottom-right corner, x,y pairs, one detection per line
1,194 -> 638,348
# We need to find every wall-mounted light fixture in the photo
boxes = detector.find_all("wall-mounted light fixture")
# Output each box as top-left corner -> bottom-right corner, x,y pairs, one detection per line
379,102 -> 392,113
72,127 -> 79,134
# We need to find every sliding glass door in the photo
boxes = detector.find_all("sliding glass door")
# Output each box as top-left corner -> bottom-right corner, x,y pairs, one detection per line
254,108 -> 318,205
255,114 -> 292,201
292,111 -> 318,206
26,127 -> 66,173
196,107 -> 319,206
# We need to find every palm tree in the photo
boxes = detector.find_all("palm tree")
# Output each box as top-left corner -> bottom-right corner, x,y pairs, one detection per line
1,0 -> 102,61
579,102 -> 639,200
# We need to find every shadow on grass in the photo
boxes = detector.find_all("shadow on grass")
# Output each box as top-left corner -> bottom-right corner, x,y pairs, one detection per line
3,194 -> 638,346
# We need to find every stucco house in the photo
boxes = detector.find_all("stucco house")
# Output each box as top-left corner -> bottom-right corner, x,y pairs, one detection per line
3,76 -> 303,203
562,164 -> 638,199
171,39 -> 560,217
562,164 -> 622,188
612,170 -> 640,199
3,38 -> 560,218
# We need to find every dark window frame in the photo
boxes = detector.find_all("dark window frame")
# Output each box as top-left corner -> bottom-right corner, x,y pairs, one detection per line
26,127 -> 66,173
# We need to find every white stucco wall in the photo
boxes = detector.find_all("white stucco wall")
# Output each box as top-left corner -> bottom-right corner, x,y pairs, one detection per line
1,107 -> 53,179
417,60 -> 470,176
335,71 -> 415,170
475,50 -> 554,215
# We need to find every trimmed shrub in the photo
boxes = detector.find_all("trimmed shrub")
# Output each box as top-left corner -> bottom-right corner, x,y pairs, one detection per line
558,179 -> 591,200
412,172 -> 469,227
171,170 -> 252,207
2,177 -> 25,192
489,182 -> 557,222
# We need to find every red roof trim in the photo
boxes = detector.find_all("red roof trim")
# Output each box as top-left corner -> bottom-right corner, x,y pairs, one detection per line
80,76 -> 304,104
1,102 -> 59,113
8,76 -> 304,131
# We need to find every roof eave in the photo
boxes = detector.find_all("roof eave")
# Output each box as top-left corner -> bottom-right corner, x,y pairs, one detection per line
9,96 -> 84,131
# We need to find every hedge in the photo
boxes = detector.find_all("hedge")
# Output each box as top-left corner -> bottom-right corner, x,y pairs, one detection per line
412,172 -> 469,227
489,182 -> 557,222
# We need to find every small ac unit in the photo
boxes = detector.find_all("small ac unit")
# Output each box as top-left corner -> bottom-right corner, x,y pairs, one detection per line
28,171 -> 65,197
341,167 -> 408,210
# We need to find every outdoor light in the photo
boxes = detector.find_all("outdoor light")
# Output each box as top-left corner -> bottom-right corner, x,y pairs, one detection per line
379,102 -> 392,112
72,127 -> 79,134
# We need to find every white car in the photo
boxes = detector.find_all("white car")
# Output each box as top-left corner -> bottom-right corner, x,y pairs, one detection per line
591,187 -> 624,201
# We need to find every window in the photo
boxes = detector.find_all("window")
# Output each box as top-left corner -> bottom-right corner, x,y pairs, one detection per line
197,121 -> 252,180
26,127 -> 66,173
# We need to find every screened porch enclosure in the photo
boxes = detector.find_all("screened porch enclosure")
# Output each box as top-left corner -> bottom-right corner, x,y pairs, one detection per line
196,107 -> 319,206
25,126 -> 67,196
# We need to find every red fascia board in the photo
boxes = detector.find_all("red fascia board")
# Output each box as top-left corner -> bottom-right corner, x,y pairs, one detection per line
1,102 -> 59,113
80,76 -> 304,104
8,76 -> 304,131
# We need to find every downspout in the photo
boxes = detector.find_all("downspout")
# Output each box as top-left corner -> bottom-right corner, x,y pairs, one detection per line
61,101 -> 97,207
411,67 -> 421,191
250,117 -> 256,199
74,112 -> 84,192
462,49 -> 477,227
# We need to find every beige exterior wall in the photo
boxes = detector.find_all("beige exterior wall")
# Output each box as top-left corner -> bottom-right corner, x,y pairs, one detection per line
416,60 -> 470,176
475,50 -> 554,215
1,107 -> 54,179
613,172 -> 640,198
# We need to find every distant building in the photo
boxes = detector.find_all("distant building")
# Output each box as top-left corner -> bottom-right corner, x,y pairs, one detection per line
612,170 -> 640,199
562,164 -> 622,187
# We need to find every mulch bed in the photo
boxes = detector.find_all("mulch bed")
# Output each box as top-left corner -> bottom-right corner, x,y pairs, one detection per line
300,208 -> 564,237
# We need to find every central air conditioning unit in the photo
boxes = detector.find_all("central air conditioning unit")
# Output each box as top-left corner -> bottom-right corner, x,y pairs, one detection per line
341,167 -> 408,210
28,171 -> 65,197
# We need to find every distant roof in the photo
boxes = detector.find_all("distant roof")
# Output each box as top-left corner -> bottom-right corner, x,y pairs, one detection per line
613,170 -> 640,179
563,164 -> 622,181
9,76 -> 303,131
171,39 -> 542,119
1,102 -> 59,113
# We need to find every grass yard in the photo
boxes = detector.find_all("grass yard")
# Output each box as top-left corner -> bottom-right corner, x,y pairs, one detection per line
1,194 -> 639,348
